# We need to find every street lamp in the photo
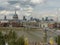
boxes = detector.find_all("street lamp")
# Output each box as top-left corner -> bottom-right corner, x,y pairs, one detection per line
43,27 -> 48,44
56,8 -> 60,45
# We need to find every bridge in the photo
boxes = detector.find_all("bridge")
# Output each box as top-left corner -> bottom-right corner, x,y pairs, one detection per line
0,27 -> 58,45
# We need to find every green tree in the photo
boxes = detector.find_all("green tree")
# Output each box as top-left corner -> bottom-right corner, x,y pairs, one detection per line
16,36 -> 25,45
55,35 -> 60,45
8,30 -> 17,40
0,32 -> 5,45
4,30 -> 17,45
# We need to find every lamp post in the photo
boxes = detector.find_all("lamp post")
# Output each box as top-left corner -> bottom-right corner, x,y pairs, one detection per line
56,9 -> 58,45
44,27 -> 48,45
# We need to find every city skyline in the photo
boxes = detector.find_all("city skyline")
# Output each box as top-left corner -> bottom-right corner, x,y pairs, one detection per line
0,0 -> 60,45
0,0 -> 60,21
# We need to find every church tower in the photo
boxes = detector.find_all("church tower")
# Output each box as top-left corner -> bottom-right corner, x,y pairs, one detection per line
13,10 -> 18,20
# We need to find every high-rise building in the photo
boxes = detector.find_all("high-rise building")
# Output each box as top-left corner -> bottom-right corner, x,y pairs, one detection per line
4,15 -> 7,20
42,17 -> 44,21
23,16 -> 26,21
30,17 -> 34,21
45,17 -> 49,21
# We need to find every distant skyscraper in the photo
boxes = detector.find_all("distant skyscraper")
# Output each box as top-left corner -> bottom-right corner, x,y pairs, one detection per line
50,19 -> 54,21
42,17 -> 44,21
45,17 -> 49,21
30,17 -> 34,20
4,15 -> 7,20
13,10 -> 18,20
23,16 -> 26,21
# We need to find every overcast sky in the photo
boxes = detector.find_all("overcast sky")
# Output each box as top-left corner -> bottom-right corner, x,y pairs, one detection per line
0,0 -> 60,21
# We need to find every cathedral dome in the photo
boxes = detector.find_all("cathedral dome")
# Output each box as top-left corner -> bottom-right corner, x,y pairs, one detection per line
13,10 -> 18,20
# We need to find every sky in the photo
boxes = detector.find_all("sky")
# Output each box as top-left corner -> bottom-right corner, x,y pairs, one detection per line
0,0 -> 60,21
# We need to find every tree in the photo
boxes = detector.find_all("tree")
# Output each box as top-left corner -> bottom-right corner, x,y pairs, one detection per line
16,36 -> 25,45
4,30 -> 17,45
55,35 -> 60,45
24,37 -> 28,45
8,30 -> 17,40
0,30 -> 29,45
0,32 -> 5,45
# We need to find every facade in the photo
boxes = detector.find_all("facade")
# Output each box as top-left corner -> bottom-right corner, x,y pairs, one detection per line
0,20 -> 9,27
39,21 -> 48,28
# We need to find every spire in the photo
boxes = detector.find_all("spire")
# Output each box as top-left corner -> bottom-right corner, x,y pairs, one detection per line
15,9 -> 16,14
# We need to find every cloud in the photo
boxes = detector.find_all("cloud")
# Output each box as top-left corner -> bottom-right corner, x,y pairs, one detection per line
31,0 -> 47,4
0,0 -> 60,20
6,0 -> 47,14
0,7 -> 5,11
0,10 -> 14,15
23,7 -> 33,12
31,0 -> 44,4
15,5 -> 20,8
8,0 -> 47,7
8,1 -> 18,5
